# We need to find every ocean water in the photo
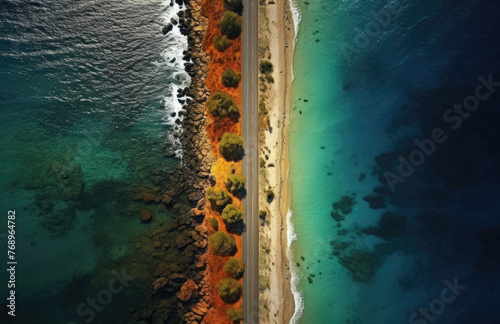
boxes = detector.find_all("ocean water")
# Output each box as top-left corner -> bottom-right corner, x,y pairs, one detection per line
0,0 -> 192,322
288,0 -> 500,323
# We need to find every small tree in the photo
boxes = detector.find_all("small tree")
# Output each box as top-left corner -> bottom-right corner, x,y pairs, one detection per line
219,11 -> 242,39
207,92 -> 239,120
224,0 -> 243,13
216,278 -> 242,303
208,231 -> 237,256
206,188 -> 232,211
260,60 -> 273,74
266,189 -> 275,202
226,174 -> 246,195
209,217 -> 219,231
224,258 -> 245,278
227,307 -> 244,321
221,204 -> 244,228
219,133 -> 244,161
213,34 -> 231,51
259,157 -> 266,168
222,68 -> 241,88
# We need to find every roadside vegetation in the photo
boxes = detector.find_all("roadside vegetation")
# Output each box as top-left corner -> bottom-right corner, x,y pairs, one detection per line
227,307 -> 244,321
216,278 -> 242,303
206,188 -> 232,211
209,217 -> 219,231
221,204 -> 244,230
213,34 -> 231,51
207,92 -> 239,120
223,0 -> 243,13
208,231 -> 237,256
222,68 -> 241,88
259,60 -> 273,74
219,11 -> 242,39
203,0 -> 246,320
225,174 -> 246,195
224,257 -> 245,278
219,132 -> 244,161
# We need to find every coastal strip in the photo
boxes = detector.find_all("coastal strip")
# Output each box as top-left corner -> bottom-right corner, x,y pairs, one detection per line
257,0 -> 296,323
197,0 -> 245,322
126,0 -> 215,322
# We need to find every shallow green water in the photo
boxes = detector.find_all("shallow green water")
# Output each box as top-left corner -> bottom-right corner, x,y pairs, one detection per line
0,0 -> 190,322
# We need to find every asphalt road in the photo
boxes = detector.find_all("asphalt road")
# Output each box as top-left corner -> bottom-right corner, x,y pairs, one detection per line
241,0 -> 259,322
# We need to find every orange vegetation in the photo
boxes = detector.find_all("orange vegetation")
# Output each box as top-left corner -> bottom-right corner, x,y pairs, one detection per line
200,0 -> 244,323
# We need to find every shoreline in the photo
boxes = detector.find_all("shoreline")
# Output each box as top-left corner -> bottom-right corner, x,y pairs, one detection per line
259,0 -> 296,322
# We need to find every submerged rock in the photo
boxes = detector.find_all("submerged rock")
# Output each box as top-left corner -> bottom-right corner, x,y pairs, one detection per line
338,250 -> 376,282
153,277 -> 168,290
363,194 -> 386,209
140,210 -> 152,222
331,211 -> 344,222
362,212 -> 406,240
332,195 -> 356,215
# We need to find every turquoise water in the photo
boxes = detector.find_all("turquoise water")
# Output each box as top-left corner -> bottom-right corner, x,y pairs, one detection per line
289,0 -> 500,323
0,0 -> 193,322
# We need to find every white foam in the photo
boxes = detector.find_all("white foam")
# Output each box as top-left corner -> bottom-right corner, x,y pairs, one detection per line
289,0 -> 301,82
286,209 -> 305,324
289,0 -> 302,42
159,1 -> 192,160
286,3 -> 303,322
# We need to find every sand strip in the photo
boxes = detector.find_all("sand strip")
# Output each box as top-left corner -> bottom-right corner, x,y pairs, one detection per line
262,0 -> 296,322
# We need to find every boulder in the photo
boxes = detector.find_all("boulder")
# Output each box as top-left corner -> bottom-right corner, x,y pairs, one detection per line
162,24 -> 173,35
177,279 -> 198,302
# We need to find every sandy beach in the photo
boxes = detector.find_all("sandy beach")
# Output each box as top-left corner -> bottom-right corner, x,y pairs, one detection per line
259,0 -> 296,323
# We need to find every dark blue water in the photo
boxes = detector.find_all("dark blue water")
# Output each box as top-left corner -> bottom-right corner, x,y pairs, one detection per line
289,0 -> 500,323
0,0 -> 193,322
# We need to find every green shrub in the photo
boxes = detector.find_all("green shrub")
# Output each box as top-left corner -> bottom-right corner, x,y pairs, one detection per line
259,275 -> 269,291
266,189 -> 275,202
213,34 -> 231,51
208,231 -> 237,256
207,92 -> 239,120
227,307 -> 244,321
219,11 -> 242,39
259,75 -> 266,82
206,188 -> 232,211
216,278 -> 242,303
222,68 -> 241,88
221,204 -> 244,228
209,217 -> 219,231
259,157 -> 266,168
260,60 -> 273,74
226,174 -> 246,194
224,0 -> 243,13
219,133 -> 244,161
259,99 -> 268,117
259,209 -> 267,219
265,75 -> 274,83
224,258 -> 245,278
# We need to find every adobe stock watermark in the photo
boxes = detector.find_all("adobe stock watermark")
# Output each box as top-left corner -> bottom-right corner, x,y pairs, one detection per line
66,267 -> 135,324
384,74 -> 500,192
340,0 -> 405,64
409,278 -> 467,324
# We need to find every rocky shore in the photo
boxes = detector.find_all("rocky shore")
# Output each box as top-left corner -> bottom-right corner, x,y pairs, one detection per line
125,0 -> 216,323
